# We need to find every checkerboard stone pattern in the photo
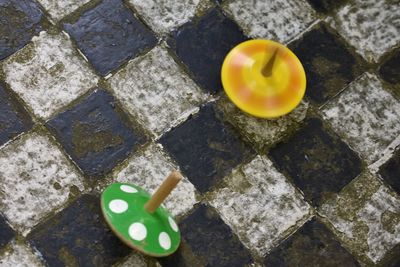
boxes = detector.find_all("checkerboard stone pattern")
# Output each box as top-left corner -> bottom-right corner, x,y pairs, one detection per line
2,31 -> 98,119
222,0 -> 316,43
1,0 -> 400,265
328,0 -> 400,63
37,0 -> 91,21
320,172 -> 400,265
109,45 -> 209,138
0,0 -> 44,60
0,132 -> 84,235
322,73 -> 400,164
210,156 -> 310,257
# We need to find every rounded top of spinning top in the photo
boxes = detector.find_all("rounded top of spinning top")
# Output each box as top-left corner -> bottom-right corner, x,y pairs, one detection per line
101,183 -> 180,257
221,39 -> 306,118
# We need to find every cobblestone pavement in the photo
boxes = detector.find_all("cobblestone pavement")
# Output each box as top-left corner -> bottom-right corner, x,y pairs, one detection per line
0,0 -> 399,266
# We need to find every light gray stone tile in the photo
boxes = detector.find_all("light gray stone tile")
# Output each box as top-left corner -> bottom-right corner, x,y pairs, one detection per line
3,31 -> 98,119
322,73 -> 400,164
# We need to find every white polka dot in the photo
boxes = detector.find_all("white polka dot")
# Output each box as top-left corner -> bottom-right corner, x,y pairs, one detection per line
159,232 -> 171,250
168,217 -> 178,232
129,223 -> 147,241
109,199 -> 128,214
120,185 -> 138,193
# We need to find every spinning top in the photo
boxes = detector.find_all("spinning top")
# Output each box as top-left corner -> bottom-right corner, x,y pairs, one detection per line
221,39 -> 306,118
101,171 -> 182,257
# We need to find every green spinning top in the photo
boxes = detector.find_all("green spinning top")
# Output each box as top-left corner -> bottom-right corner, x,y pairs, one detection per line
101,171 -> 182,257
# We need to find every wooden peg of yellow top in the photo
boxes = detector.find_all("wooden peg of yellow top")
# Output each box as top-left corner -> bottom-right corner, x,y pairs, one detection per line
221,39 -> 306,119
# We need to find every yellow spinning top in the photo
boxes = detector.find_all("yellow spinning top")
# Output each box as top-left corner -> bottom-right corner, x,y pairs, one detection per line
221,39 -> 306,118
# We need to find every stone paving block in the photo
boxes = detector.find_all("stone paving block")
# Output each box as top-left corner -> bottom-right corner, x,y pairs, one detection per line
322,73 -> 400,164
0,214 -> 14,249
320,172 -> 400,265
379,48 -> 400,85
128,0 -> 206,33
28,194 -> 131,267
0,82 -> 32,147
0,242 -> 43,267
109,46 -> 209,138
160,103 -> 253,193
0,0 -> 44,60
263,218 -> 360,267
168,8 -> 247,94
328,0 -> 400,63
306,0 -> 349,13
113,143 -> 197,217
269,118 -> 362,206
289,23 -> 365,105
2,31 -> 98,119
379,148 -> 400,195
36,0 -> 91,21
0,132 -> 84,235
64,0 -> 157,76
47,89 -> 146,178
159,204 -> 253,267
223,0 -> 316,43
218,96 -> 308,151
115,253 -> 147,267
210,156 -> 310,256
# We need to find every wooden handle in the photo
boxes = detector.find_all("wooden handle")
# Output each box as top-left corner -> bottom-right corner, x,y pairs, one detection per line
144,171 -> 182,213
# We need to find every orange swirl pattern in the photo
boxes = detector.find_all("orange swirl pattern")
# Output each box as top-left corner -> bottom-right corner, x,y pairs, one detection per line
221,40 -> 306,118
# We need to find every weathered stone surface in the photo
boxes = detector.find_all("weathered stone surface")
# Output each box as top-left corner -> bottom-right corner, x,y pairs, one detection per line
320,172 -> 400,264
306,0 -> 349,13
264,218 -> 360,267
47,89 -> 146,178
0,0 -> 43,60
64,0 -> 157,76
128,0 -> 207,33
379,148 -> 400,197
28,194 -> 131,267
160,103 -> 253,193
269,118 -> 362,206
322,73 -> 400,164
168,8 -> 247,94
328,0 -> 400,62
113,143 -> 197,217
2,31 -> 98,119
289,23 -> 365,105
0,242 -> 44,267
0,82 -> 32,147
0,132 -> 84,235
109,46 -> 208,138
218,96 -> 308,151
159,204 -> 253,267
0,214 -> 14,249
223,0 -> 316,43
37,0 -> 91,21
379,48 -> 400,85
210,156 -> 310,256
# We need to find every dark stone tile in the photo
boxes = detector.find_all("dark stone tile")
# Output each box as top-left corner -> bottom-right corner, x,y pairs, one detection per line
269,118 -> 362,206
0,0 -> 44,60
379,148 -> 400,195
0,213 -> 14,249
64,0 -> 157,76
379,243 -> 400,267
307,0 -> 349,13
0,82 -> 33,146
289,23 -> 365,105
160,103 -> 253,193
159,204 -> 253,267
168,8 -> 248,94
47,89 -> 146,178
28,194 -> 130,267
379,49 -> 400,85
264,218 -> 360,267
